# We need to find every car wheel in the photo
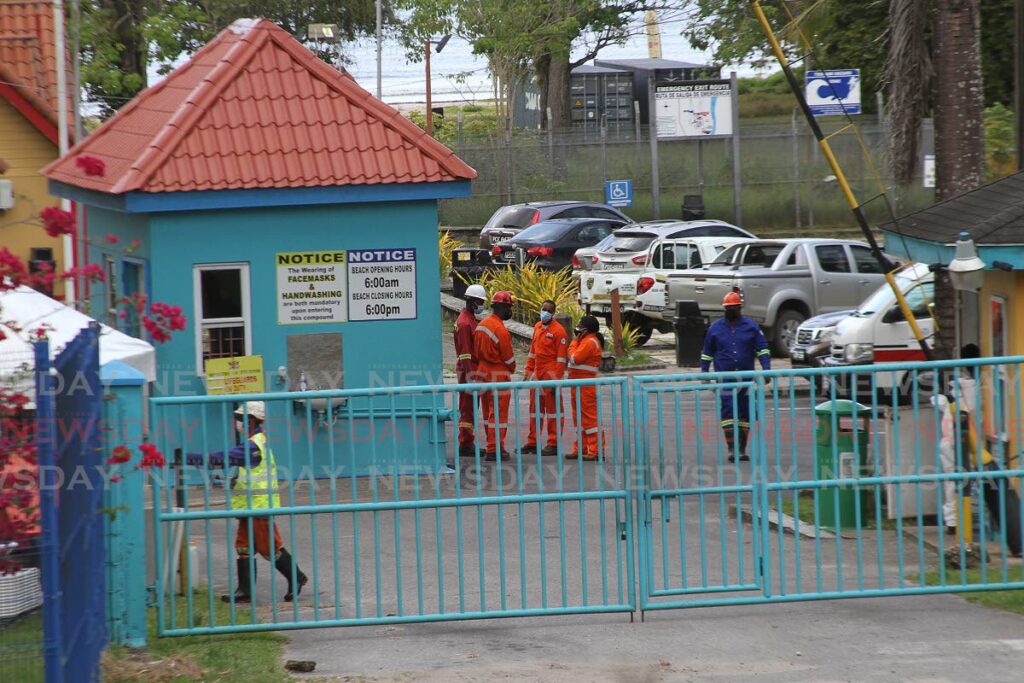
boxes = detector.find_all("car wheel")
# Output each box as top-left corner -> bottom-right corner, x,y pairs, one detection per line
770,310 -> 806,357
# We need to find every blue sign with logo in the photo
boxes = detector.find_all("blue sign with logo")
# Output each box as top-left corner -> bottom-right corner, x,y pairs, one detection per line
605,179 -> 633,208
805,69 -> 861,116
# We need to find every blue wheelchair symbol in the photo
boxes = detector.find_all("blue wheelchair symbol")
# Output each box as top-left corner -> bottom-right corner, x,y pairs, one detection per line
605,180 -> 632,207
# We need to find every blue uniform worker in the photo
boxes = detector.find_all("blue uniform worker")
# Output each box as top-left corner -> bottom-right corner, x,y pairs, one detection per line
700,291 -> 771,461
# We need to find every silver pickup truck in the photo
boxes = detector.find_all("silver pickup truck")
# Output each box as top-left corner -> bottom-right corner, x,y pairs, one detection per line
651,238 -> 888,355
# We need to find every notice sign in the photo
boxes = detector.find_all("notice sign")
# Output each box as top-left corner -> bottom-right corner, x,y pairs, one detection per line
276,250 -> 347,324
655,79 -> 734,138
205,355 -> 265,395
347,248 -> 417,321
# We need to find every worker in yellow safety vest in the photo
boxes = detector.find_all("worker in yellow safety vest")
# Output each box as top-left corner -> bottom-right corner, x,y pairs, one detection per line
188,401 -> 308,603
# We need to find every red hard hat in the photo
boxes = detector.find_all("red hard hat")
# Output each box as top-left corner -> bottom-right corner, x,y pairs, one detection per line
491,290 -> 514,305
722,291 -> 742,307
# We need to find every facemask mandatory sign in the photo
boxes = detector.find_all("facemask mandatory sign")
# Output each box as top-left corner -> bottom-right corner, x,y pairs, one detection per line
347,248 -> 417,321
276,250 -> 348,324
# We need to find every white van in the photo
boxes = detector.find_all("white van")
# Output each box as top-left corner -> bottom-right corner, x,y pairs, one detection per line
822,263 -> 935,395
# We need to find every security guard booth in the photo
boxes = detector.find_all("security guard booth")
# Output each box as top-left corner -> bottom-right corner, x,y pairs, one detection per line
814,400 -> 871,530
43,19 -> 476,478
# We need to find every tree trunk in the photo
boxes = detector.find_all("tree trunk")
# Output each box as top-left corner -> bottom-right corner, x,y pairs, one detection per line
933,0 -> 986,200
546,53 -> 571,130
535,53 -> 551,129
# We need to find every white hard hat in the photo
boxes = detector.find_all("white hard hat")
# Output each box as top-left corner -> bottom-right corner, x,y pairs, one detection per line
234,400 -> 266,421
464,284 -> 487,300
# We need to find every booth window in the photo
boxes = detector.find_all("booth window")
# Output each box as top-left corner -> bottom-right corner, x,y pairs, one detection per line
193,263 -> 251,373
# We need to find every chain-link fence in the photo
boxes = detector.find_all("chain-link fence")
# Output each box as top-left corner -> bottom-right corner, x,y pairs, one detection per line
440,118 -> 936,231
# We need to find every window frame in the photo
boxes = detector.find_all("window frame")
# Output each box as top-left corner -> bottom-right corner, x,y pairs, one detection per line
192,262 -> 252,376
815,244 -> 853,273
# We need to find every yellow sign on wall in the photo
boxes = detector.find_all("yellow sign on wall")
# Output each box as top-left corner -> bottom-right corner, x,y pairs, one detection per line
204,355 -> 265,395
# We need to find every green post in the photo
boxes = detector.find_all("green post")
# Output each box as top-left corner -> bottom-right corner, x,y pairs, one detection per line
814,399 -> 870,531
101,360 -> 148,647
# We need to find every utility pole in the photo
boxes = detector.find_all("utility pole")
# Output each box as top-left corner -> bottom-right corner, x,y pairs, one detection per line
376,0 -> 383,99
425,41 -> 433,136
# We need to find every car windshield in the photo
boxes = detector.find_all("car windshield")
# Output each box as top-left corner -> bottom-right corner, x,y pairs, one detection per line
600,233 -> 656,253
484,206 -> 538,229
855,276 -> 915,316
512,222 -> 572,242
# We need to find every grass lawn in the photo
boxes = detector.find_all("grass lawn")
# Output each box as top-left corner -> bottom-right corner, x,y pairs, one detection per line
919,568 -> 1024,616
104,590 -> 289,683
0,610 -> 44,683
773,490 -> 899,531
616,351 -> 655,368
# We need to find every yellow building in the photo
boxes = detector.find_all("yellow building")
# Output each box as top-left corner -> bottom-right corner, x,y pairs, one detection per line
0,0 -> 71,298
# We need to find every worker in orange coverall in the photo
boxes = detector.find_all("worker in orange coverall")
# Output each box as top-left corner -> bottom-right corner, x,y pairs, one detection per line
473,290 -> 517,461
522,299 -> 568,457
566,315 -> 604,460
454,284 -> 488,458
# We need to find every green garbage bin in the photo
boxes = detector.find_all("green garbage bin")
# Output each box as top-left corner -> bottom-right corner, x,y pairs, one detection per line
814,400 -> 870,531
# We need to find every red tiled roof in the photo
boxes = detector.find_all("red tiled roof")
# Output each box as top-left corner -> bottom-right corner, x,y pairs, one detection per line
0,0 -> 67,126
43,18 -> 476,194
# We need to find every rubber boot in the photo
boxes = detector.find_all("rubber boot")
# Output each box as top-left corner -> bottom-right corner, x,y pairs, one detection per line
739,427 -> 751,462
275,549 -> 308,602
222,557 -> 254,603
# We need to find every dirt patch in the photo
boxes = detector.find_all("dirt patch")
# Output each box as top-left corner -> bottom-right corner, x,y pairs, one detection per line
102,651 -> 206,682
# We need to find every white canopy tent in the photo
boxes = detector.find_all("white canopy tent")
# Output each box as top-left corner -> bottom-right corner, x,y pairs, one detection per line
0,286 -> 155,396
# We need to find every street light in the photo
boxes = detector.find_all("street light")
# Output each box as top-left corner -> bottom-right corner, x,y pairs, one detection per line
947,231 -> 986,292
425,35 -> 451,136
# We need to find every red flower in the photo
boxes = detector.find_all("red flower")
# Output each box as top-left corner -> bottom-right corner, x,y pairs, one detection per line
110,475 -> 122,484
104,233 -> 119,245
136,443 -> 165,470
40,207 -> 75,238
75,155 -> 106,177
106,445 -> 132,465
0,248 -> 28,290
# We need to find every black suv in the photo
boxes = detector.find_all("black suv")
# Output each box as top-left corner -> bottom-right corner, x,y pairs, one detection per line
477,201 -> 632,249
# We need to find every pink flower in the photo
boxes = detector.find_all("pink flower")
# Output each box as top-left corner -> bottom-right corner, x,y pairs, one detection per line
75,155 -> 106,177
104,233 -> 119,245
106,445 -> 132,465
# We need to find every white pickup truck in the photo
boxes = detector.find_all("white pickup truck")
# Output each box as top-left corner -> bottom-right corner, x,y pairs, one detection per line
635,238 -> 890,355
579,236 -> 748,344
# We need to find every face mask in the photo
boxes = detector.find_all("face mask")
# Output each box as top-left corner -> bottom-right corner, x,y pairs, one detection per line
724,307 -> 741,322
540,310 -> 553,324
234,419 -> 244,433
474,304 -> 484,315
575,327 -> 585,336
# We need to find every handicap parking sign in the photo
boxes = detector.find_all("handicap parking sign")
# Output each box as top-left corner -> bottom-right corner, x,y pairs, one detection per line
605,179 -> 633,208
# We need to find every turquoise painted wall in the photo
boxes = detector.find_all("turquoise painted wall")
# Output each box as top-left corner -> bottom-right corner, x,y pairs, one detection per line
84,207 -> 151,319
146,200 -> 449,477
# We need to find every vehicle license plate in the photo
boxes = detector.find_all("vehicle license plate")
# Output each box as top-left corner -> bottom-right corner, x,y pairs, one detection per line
791,349 -> 806,361
457,252 -> 471,262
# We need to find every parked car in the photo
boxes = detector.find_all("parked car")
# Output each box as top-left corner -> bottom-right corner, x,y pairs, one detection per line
491,218 -> 627,271
641,239 -> 890,356
582,236 -> 751,344
572,219 -> 681,270
588,220 -> 755,272
478,201 -> 632,249
789,309 -> 855,389
823,263 -> 935,397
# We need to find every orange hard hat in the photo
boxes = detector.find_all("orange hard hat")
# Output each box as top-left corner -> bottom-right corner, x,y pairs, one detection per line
722,291 -> 742,307
491,290 -> 514,305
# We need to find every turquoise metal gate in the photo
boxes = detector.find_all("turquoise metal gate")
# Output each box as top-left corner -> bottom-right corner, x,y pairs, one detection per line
634,357 -> 1024,612
148,377 -> 635,635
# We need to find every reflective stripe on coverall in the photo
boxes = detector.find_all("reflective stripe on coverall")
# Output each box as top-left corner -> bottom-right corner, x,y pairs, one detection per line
567,332 -> 603,456
474,314 -> 517,452
525,319 -> 569,448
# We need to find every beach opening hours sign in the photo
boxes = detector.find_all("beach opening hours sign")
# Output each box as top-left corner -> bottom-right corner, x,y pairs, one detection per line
276,248 -> 417,324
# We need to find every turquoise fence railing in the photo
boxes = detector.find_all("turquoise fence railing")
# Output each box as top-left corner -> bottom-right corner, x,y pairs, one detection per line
148,377 -> 635,635
633,356 -> 1024,611
144,356 -> 1024,635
